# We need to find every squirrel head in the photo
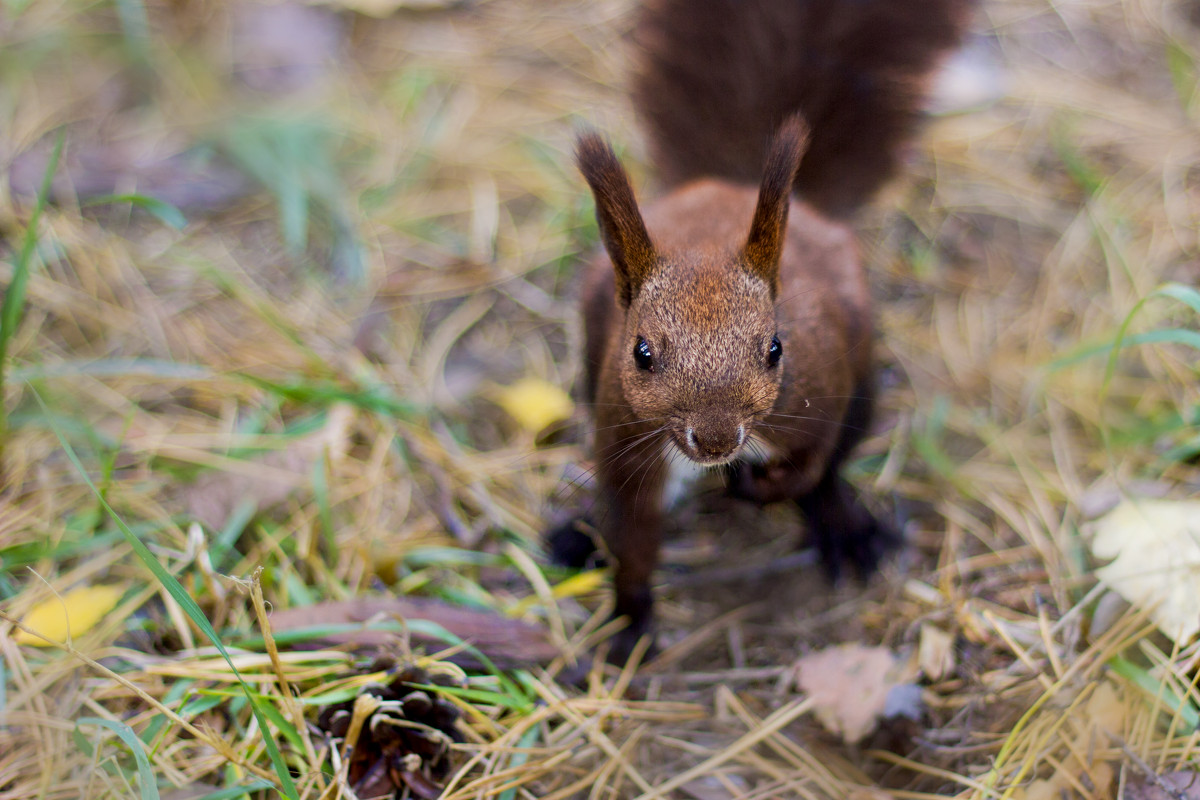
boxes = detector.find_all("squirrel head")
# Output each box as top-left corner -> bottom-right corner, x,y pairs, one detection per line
577,117 -> 808,465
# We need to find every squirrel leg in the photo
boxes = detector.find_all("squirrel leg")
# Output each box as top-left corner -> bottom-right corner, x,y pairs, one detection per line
795,466 -> 900,581
596,444 -> 667,665
794,380 -> 900,579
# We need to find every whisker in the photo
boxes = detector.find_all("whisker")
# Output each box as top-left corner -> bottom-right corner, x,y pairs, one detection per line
762,414 -> 867,434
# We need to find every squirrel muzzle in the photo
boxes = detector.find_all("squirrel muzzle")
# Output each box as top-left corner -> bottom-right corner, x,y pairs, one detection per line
672,407 -> 748,465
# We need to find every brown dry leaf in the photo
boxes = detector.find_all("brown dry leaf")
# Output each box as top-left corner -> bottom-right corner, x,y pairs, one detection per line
267,596 -> 562,669
794,643 -> 918,744
15,584 -> 125,645
1088,498 -> 1200,643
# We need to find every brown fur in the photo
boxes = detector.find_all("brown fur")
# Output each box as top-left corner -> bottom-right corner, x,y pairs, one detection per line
563,0 -> 969,662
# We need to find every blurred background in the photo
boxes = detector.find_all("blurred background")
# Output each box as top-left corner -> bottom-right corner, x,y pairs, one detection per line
2,0 -> 1199,797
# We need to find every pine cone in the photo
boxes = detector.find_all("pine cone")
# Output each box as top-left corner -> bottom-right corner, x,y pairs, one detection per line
316,656 -> 464,799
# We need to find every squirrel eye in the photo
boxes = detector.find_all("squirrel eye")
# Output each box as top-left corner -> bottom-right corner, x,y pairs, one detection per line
633,337 -> 654,371
767,335 -> 782,368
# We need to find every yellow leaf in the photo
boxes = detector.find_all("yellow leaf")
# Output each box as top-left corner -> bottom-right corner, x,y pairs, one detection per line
15,584 -> 125,646
494,378 -> 574,434
549,569 -> 607,599
506,569 -> 606,617
1089,498 -> 1200,643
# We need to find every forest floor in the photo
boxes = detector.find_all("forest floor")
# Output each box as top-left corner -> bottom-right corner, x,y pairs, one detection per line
2,0 -> 1200,798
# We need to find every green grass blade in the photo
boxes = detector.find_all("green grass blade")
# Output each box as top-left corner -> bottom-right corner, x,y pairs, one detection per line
1,131 -> 63,447
77,716 -> 161,800
239,373 -> 418,419
141,680 -> 194,749
1047,281 -> 1200,371
404,619 -> 533,712
1166,39 -> 1198,116
233,620 -> 409,649
1157,281 -> 1200,316
33,389 -> 301,800
409,682 -> 532,712
189,780 -> 276,800
113,0 -> 151,63
1049,328 -> 1200,370
1052,121 -> 1105,197
237,689 -> 305,754
312,457 -> 335,556
196,685 -> 359,708
1162,431 -> 1200,463
402,547 -> 501,568
497,724 -> 541,800
82,193 -> 187,230
10,358 -> 213,382
1109,655 -> 1200,730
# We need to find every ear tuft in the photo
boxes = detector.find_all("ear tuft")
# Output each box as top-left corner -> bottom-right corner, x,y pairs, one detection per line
576,131 -> 658,307
743,114 -> 809,294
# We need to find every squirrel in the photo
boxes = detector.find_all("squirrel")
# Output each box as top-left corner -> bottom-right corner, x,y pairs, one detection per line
551,0 -> 972,662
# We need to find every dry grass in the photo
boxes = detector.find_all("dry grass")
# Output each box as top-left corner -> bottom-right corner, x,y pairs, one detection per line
2,0 -> 1199,798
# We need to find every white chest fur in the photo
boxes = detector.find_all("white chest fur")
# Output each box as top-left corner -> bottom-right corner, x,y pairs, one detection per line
661,444 -> 708,510
659,433 -> 782,510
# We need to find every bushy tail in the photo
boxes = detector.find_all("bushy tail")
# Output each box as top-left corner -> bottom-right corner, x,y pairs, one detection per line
632,0 -> 971,217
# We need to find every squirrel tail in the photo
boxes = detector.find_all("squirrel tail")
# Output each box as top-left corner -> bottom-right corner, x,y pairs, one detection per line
632,0 -> 972,217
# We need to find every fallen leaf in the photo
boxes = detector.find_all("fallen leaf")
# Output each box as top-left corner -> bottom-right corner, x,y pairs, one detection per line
1088,498 -> 1200,642
493,378 -> 574,434
917,624 -> 955,681
16,584 -> 125,645
267,596 -> 563,669
794,643 -> 918,744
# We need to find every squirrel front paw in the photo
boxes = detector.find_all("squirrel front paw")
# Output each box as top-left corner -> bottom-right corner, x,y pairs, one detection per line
546,517 -> 605,569
607,585 -> 657,666
809,507 -> 901,581
797,474 -> 902,581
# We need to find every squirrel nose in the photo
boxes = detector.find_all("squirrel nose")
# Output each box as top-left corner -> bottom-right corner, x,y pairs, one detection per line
683,420 -> 746,462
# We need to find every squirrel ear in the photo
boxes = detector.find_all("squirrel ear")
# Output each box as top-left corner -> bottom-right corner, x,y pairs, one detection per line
576,131 -> 657,307
743,115 -> 810,294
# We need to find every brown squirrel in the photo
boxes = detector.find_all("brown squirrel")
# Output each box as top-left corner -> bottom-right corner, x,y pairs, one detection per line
551,0 -> 971,662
